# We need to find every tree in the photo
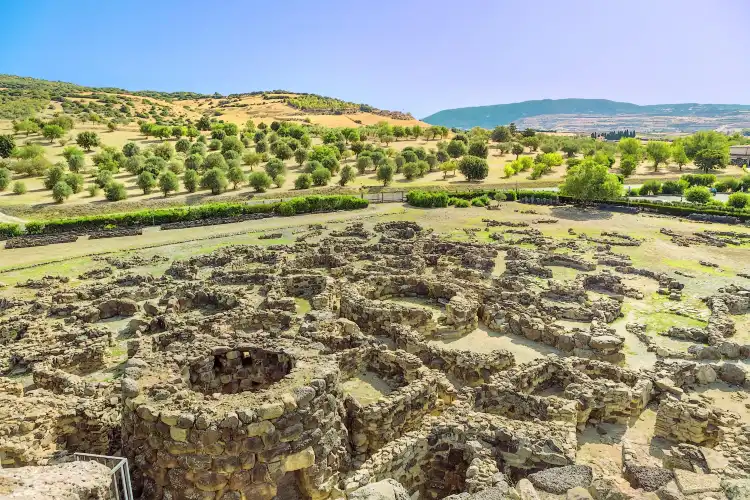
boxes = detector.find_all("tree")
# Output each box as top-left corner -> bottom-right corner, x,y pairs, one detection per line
227,164 -> 246,189
203,152 -> 227,171
223,123 -> 239,137
175,138 -> 191,154
0,135 -> 15,158
339,165 -> 356,186
243,152 -> 262,170
197,116 -> 211,131
645,141 -> 671,171
440,160 -> 457,179
222,136 -> 244,156
172,126 -> 184,139
184,169 -> 199,193
123,142 -> 140,157
491,126 -> 511,143
104,181 -> 128,201
294,148 -> 308,166
52,181 -> 73,203
248,171 -> 272,192
0,167 -> 10,191
311,166 -> 332,186
44,164 -> 66,190
265,158 -> 286,179
186,127 -> 200,141
685,186 -> 712,204
76,131 -> 100,151
468,141 -> 489,158
67,153 -> 85,173
619,154 -> 638,177
671,142 -> 689,170
402,162 -> 420,180
15,119 -> 39,136
201,168 -> 229,194
618,137 -> 642,158
559,159 -> 622,201
375,163 -> 394,186
356,156 -> 373,174
447,140 -> 468,158
158,170 -> 179,197
137,171 -> 157,194
350,141 -> 364,156
458,156 -> 489,181
684,131 -> 730,172
561,141 -> 580,158
522,136 -> 540,152
107,121 -> 117,132
42,124 -> 64,143
511,143 -> 524,160
295,173 -> 313,189
64,172 -> 84,193
274,142 -> 293,161
497,142 -> 512,155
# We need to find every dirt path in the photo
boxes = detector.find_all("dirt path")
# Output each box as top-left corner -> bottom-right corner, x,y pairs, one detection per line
0,210 -> 24,224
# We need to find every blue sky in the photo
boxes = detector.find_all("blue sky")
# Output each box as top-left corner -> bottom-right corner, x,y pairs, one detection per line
2,0 -> 748,118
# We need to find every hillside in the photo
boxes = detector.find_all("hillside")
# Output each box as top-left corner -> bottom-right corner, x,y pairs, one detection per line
422,98 -> 750,133
0,74 -> 424,127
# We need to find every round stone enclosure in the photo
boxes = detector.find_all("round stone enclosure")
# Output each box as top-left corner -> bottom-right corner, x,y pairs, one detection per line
188,346 -> 295,394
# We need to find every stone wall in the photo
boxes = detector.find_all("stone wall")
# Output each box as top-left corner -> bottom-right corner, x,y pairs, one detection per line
655,395 -> 738,446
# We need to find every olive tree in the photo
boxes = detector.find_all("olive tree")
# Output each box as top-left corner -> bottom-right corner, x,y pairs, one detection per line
458,156 -> 489,181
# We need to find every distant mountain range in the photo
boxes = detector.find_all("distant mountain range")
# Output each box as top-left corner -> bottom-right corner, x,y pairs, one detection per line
422,99 -> 750,133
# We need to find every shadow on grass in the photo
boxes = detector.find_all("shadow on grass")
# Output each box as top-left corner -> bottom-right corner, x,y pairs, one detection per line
550,206 -> 614,221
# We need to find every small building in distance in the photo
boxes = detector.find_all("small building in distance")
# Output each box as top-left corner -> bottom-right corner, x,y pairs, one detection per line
730,145 -> 750,166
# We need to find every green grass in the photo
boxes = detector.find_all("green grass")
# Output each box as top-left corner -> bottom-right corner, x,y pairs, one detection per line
662,258 -> 726,276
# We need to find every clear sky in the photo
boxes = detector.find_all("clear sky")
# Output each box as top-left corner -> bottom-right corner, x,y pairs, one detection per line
2,0 -> 748,118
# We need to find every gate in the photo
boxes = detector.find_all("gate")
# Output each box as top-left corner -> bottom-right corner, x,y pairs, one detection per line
75,453 -> 134,500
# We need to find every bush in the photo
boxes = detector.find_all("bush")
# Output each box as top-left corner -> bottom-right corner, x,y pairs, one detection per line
87,184 -> 101,197
209,139 -> 222,151
0,223 -> 22,238
175,138 -> 191,154
273,175 -> 285,188
681,173 -> 716,187
295,173 -> 313,190
311,167 -> 332,186
684,186 -> 712,204
67,153 -> 86,173
450,197 -> 470,207
158,170 -> 180,197
184,169 -> 199,193
406,190 -> 449,208
203,152 -> 227,171
12,181 -> 26,194
714,177 -> 741,193
104,182 -> 128,201
248,172 -> 273,192
660,180 -> 687,195
458,155 -> 489,181
123,142 -> 140,157
0,167 -> 10,191
52,181 -> 73,203
727,192 -> 749,209
95,169 -> 114,188
265,158 -> 286,179
201,168 -> 229,195
137,171 -> 157,194
471,197 -> 487,207
64,173 -> 84,193
339,165 -> 356,186
639,180 -> 662,195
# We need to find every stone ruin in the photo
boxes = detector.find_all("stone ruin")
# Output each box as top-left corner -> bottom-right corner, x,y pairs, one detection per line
1,219 -> 749,499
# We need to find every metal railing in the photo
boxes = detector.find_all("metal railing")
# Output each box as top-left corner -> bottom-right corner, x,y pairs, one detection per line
74,453 -> 134,500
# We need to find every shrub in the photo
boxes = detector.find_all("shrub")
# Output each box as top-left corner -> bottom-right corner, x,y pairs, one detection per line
377,163 -> 394,186
152,141 -> 175,160
450,197 -> 470,207
684,186 -> 712,204
64,173 -> 84,193
273,175 -> 285,188
311,167 -> 332,186
681,173 -> 716,187
52,181 -> 73,203
175,138 -> 191,154
209,139 -> 222,151
741,175 -> 750,191
12,181 -> 26,194
468,141 -> 489,158
639,180 -> 662,195
104,181 -> 128,201
406,190 -> 449,208
714,178 -> 741,193
248,171 -> 272,192
295,173 -> 313,190
123,142 -> 140,157
203,152 -> 227,171
67,154 -> 85,173
727,192 -> 749,209
87,184 -> 101,197
471,197 -> 487,207
184,169 -> 199,193
0,223 -> 22,238
356,156 -> 373,174
402,162 -> 420,180
201,168 -> 229,195
95,169 -> 114,188
458,156 -> 489,181
660,180 -> 687,195
0,167 -> 10,191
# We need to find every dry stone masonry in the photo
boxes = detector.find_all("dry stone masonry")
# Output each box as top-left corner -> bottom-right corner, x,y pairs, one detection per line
1,217 -> 750,499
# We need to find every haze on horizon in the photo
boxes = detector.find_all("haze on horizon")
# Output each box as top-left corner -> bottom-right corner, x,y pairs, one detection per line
2,0 -> 748,118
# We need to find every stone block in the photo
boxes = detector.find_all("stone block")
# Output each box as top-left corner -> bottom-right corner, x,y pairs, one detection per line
283,447 -> 315,471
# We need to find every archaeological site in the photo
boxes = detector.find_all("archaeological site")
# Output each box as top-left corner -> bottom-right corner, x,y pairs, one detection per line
1,204 -> 750,500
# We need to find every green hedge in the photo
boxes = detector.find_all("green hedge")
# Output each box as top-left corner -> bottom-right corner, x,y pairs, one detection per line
0,223 -> 22,239
24,195 -> 369,235
406,190 -> 449,208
